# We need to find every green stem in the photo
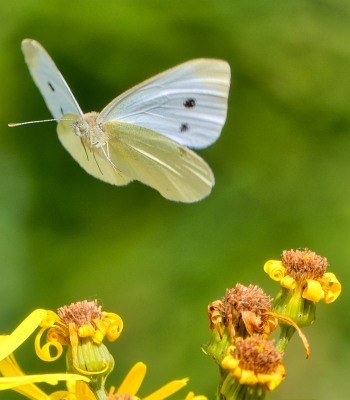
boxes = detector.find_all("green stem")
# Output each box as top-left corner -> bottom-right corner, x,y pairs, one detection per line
276,323 -> 296,352
89,376 -> 107,400
92,387 -> 108,400
219,372 -> 266,400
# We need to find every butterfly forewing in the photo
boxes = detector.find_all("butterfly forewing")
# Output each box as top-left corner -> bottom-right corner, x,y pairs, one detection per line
98,59 -> 230,149
21,39 -> 83,120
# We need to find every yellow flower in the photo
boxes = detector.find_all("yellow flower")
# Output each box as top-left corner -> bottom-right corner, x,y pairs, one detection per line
55,362 -> 189,400
0,301 -> 123,399
0,336 -> 89,399
264,249 -> 341,355
264,249 -> 341,304
35,300 -> 122,376
221,335 -> 285,395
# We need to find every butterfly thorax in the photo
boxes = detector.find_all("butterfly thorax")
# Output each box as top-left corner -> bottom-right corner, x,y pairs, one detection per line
72,112 -> 108,149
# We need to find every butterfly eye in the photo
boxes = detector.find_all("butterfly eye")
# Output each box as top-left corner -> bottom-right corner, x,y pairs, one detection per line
73,120 -> 89,137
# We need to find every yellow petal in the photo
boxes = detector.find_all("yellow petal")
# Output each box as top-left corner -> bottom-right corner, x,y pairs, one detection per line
39,311 -> 60,329
0,373 -> 89,390
0,348 -> 17,370
184,393 -> 208,400
143,379 -> 188,400
239,369 -> 258,385
74,381 -> 95,399
303,279 -> 324,302
117,362 -> 147,396
265,370 -> 285,391
256,372 -> 271,384
103,312 -> 124,341
221,355 -> 239,371
263,261 -> 285,281
0,354 -> 49,399
280,275 -> 296,289
78,324 -> 95,338
49,390 -> 72,400
0,309 -> 48,361
51,381 -> 95,400
322,273 -> 342,304
35,327 -> 63,362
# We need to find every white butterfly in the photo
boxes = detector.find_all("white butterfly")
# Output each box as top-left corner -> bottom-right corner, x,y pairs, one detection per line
14,39 -> 230,202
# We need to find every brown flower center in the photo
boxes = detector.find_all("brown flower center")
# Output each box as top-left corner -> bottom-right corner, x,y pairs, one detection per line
282,249 -> 328,280
232,335 -> 283,375
58,299 -> 102,327
224,284 -> 272,316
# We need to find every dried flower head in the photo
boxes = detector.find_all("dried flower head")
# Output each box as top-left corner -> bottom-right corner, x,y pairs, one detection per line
223,284 -> 273,338
207,300 -> 225,334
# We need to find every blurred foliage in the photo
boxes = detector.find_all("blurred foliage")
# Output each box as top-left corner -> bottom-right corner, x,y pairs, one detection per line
0,1 -> 349,399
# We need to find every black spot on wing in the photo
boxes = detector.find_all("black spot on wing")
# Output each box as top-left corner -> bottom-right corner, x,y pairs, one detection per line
48,82 -> 55,92
60,107 -> 64,115
180,123 -> 189,133
183,98 -> 196,108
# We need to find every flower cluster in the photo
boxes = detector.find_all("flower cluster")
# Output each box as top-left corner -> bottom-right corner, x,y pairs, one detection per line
203,248 -> 341,400
0,249 -> 341,400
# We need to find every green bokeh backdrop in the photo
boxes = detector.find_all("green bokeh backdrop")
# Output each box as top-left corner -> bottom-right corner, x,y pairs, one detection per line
0,1 -> 349,399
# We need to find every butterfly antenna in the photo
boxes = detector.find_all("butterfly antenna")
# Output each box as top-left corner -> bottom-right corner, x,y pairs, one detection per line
8,117 -> 75,127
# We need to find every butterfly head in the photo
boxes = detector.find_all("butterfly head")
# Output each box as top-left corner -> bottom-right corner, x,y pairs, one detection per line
73,119 -> 90,138
72,112 -> 99,138
70,112 -> 110,150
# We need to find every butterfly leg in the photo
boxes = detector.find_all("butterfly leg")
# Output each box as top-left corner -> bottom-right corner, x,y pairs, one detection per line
105,141 -> 111,159
92,150 -> 104,175
80,138 -> 89,161
99,144 -> 126,179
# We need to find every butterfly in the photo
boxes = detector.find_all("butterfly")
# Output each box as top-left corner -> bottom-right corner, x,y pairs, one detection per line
13,39 -> 230,202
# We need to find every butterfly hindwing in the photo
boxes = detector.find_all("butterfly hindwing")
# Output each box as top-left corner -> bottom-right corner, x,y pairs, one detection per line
102,121 -> 215,201
58,115 -> 214,201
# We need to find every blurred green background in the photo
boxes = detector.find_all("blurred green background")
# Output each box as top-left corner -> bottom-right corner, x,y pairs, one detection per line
0,1 -> 349,399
